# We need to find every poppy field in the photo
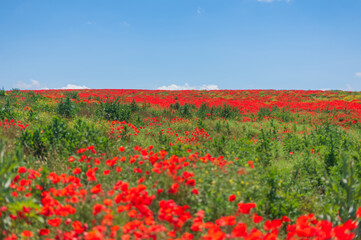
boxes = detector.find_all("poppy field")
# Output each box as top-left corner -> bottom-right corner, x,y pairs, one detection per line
2,88 -> 361,239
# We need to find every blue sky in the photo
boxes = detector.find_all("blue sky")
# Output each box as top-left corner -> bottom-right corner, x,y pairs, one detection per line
1,0 -> 361,90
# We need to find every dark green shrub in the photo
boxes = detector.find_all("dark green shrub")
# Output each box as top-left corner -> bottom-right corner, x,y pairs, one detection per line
257,107 -> 272,120
130,99 -> 139,112
20,127 -> 48,158
97,98 -> 131,121
57,97 -> 77,118
64,90 -> 80,100
179,103 -> 193,118
212,135 -> 227,155
221,104 -> 237,119
0,87 -> 5,97
19,117 -> 109,158
211,104 -> 239,119
10,88 -> 20,92
170,101 -> 180,110
196,103 -> 211,119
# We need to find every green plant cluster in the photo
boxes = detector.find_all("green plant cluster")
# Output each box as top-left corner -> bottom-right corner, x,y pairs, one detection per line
20,116 -> 109,158
96,98 -> 132,121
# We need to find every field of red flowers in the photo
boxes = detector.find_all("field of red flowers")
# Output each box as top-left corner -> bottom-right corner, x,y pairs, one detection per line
1,89 -> 361,239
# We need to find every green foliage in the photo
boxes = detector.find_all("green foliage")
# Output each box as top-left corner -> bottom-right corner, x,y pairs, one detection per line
56,96 -> 78,118
97,98 -> 131,121
259,167 -> 301,219
0,140 -> 40,236
0,99 -> 16,120
257,106 -> 293,122
323,156 -> 361,225
179,103 -> 193,118
20,127 -> 48,157
0,87 -> 5,97
208,104 -> 239,119
64,90 -> 80,100
130,98 -> 139,112
215,120 -> 222,132
170,101 -> 180,110
28,109 -> 38,121
10,88 -> 20,93
212,135 -> 227,155
19,116 -> 109,158
196,103 -> 211,119
170,102 -> 196,118
157,131 -> 170,147
197,119 -> 205,129
257,128 -> 272,166
0,140 -> 20,206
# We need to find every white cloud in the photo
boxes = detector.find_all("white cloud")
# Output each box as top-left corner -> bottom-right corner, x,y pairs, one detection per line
157,83 -> 219,90
356,72 -> 361,78
13,80 -> 89,90
61,84 -> 89,90
86,21 -> 95,25
197,7 -> 203,16
14,79 -> 43,90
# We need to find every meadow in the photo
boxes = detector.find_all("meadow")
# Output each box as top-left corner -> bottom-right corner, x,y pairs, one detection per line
1,88 -> 361,239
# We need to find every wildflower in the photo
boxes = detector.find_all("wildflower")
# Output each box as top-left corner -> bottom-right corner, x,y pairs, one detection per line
168,183 -> 179,194
18,167 -> 27,174
191,188 -> 199,195
86,168 -> 97,181
21,230 -> 33,238
253,213 -> 263,223
72,221 -> 85,234
228,194 -> 236,202
282,216 -> 290,222
93,204 -> 103,215
264,219 -> 282,230
47,217 -> 62,227
73,168 -> 81,175
238,202 -> 256,214
231,223 -> 247,238
91,184 -> 102,194
39,229 -> 50,236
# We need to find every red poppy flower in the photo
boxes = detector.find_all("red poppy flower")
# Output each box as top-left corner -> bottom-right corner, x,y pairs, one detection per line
228,194 -> 236,202
91,184 -> 102,194
191,188 -> 199,195
18,167 -> 27,174
238,202 -> 256,214
21,230 -> 33,237
47,217 -> 62,227
39,229 -> 50,236
72,221 -> 85,234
